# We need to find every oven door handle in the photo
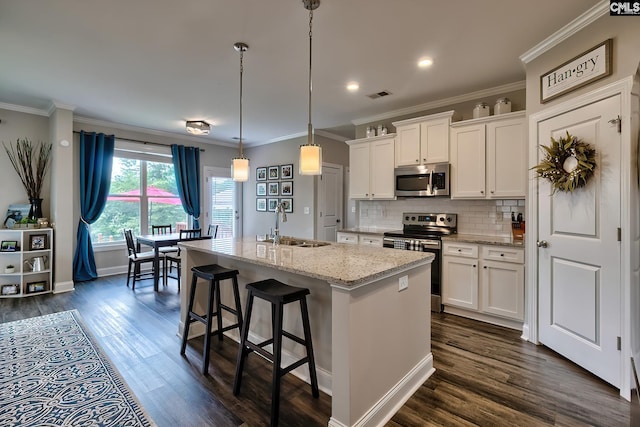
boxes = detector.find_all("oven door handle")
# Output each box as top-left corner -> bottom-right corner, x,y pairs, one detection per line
420,240 -> 441,249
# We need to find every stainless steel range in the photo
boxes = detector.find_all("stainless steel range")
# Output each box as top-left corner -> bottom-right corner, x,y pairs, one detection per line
383,213 -> 457,312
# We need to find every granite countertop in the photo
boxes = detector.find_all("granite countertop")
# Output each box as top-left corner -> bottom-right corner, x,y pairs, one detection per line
339,227 -> 397,236
180,237 -> 433,288
442,234 -> 525,248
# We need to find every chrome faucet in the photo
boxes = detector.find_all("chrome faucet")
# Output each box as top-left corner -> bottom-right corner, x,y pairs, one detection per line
273,202 -> 288,244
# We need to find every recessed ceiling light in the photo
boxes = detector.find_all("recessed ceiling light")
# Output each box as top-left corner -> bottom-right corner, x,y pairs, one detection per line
418,57 -> 433,68
346,82 -> 359,92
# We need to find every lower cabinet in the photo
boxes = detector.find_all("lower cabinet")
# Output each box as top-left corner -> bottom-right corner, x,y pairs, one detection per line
337,232 -> 383,247
442,241 -> 524,327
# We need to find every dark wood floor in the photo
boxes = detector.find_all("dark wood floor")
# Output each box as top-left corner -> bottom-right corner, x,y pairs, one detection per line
0,275 -> 634,426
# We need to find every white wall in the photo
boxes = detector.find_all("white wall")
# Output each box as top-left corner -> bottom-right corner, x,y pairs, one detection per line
243,134 -> 349,239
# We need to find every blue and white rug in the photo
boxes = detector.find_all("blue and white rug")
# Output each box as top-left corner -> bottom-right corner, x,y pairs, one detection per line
0,310 -> 156,427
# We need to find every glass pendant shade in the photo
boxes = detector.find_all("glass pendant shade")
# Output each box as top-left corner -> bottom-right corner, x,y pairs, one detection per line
231,157 -> 250,182
299,144 -> 322,175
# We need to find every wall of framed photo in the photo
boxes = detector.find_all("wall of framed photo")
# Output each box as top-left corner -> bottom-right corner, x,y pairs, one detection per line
256,164 -> 294,213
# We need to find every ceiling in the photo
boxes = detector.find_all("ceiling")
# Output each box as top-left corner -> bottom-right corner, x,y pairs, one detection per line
0,0 -> 601,146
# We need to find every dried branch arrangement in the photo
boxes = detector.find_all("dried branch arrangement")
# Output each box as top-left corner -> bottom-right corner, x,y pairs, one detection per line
3,138 -> 52,199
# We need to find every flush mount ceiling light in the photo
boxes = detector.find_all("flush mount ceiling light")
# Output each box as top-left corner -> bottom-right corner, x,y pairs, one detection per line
185,120 -> 210,135
231,42 -> 250,182
299,0 -> 322,176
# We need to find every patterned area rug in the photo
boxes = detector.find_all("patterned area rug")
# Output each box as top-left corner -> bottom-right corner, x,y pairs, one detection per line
0,310 -> 156,427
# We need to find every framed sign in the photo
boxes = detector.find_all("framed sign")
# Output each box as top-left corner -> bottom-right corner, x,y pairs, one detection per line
1,240 -> 18,252
29,234 -> 47,250
540,39 -> 612,103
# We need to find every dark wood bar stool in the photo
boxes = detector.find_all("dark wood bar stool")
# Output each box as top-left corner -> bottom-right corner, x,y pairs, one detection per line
180,264 -> 243,375
233,279 -> 319,427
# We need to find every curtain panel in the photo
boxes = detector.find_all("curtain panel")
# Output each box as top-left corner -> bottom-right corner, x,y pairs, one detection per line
72,131 -> 115,282
171,144 -> 201,229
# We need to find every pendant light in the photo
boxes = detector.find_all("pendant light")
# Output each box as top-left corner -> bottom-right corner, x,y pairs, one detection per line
299,0 -> 322,176
231,42 -> 250,182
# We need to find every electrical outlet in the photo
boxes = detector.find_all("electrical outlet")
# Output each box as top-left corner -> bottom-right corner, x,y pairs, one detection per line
351,206 -> 356,213
304,207 -> 310,214
398,275 -> 408,291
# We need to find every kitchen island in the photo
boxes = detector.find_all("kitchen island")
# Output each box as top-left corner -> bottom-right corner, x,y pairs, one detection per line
178,237 -> 434,427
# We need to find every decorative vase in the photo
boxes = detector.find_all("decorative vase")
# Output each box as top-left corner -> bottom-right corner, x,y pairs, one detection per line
29,198 -> 43,220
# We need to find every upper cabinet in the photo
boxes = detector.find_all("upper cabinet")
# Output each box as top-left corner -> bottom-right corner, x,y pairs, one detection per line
347,134 -> 396,200
392,110 -> 461,166
450,111 -> 527,199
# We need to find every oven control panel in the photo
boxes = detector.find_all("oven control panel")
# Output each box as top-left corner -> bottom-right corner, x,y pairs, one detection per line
403,213 -> 457,228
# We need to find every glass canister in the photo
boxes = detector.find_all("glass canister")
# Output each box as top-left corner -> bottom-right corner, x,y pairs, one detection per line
494,98 -> 512,115
473,102 -> 490,118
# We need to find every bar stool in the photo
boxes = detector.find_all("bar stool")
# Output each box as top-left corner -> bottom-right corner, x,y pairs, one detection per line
180,264 -> 243,375
233,279 -> 319,427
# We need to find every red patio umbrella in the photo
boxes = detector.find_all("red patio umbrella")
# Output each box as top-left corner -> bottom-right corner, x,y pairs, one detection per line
108,186 -> 181,205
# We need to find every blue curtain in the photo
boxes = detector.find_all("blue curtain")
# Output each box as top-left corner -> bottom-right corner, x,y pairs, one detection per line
72,131 -> 115,282
171,144 -> 201,229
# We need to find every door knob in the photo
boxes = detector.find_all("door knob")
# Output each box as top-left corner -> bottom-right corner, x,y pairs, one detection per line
537,240 -> 549,248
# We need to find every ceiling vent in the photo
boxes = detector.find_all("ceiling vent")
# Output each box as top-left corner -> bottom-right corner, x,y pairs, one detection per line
367,90 -> 392,99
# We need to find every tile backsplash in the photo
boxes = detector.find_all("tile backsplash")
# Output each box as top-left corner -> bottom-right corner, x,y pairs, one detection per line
357,199 -> 526,237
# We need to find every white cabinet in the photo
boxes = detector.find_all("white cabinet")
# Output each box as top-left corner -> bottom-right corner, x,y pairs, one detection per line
442,241 -> 524,325
450,112 -> 526,199
392,110 -> 460,166
336,231 -> 383,247
0,228 -> 54,298
347,134 -> 396,200
337,232 -> 359,244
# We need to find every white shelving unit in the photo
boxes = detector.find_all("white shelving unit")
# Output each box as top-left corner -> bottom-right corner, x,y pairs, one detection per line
0,228 -> 54,298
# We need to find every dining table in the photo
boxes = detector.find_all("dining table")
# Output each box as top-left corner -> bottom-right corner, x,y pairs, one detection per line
136,233 -> 212,291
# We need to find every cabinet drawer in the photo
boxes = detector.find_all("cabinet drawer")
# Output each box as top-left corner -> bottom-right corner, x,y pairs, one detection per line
481,246 -> 524,264
359,236 -> 383,246
337,233 -> 359,244
443,242 -> 478,258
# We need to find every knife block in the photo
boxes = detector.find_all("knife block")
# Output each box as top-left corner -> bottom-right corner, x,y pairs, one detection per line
511,221 -> 525,240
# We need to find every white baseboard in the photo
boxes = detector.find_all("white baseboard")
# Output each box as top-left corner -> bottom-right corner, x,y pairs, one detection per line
53,280 -> 74,293
329,354 -> 434,427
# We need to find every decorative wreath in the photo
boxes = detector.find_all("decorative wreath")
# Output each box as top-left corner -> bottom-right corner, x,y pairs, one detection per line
533,131 -> 596,193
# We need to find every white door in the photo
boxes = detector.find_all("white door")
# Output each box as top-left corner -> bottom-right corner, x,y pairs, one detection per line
538,95 -> 621,387
203,166 -> 241,238
317,163 -> 343,241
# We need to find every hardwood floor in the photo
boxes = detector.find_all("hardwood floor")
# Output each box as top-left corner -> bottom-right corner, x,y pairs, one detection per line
0,275 -> 633,426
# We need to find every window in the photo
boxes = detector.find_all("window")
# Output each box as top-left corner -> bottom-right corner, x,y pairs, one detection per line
91,151 -> 187,244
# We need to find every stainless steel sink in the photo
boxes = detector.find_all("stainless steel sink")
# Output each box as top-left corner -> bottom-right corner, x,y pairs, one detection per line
262,237 -> 330,247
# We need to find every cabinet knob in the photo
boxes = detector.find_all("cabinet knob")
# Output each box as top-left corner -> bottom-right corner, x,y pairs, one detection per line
422,158 -> 426,162
416,159 -> 419,163
500,253 -> 504,257
480,190 -> 484,194
457,249 -> 462,252
483,266 -> 487,269
473,264 -> 477,268
491,190 -> 495,194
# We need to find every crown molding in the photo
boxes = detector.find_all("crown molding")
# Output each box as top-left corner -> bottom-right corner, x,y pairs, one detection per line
47,101 -> 76,116
352,81 -> 525,126
0,102 -> 49,117
263,129 -> 348,145
73,116 -> 236,148
520,0 -> 609,64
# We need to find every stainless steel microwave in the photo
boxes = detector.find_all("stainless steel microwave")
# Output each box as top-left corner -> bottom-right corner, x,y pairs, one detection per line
394,163 -> 450,197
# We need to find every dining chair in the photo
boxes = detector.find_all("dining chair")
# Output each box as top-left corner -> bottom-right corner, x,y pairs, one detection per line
207,224 -> 219,238
123,229 -> 156,290
152,224 -> 179,279
164,229 -> 202,291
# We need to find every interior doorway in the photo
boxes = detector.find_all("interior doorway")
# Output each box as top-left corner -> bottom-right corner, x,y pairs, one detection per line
316,163 -> 344,241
